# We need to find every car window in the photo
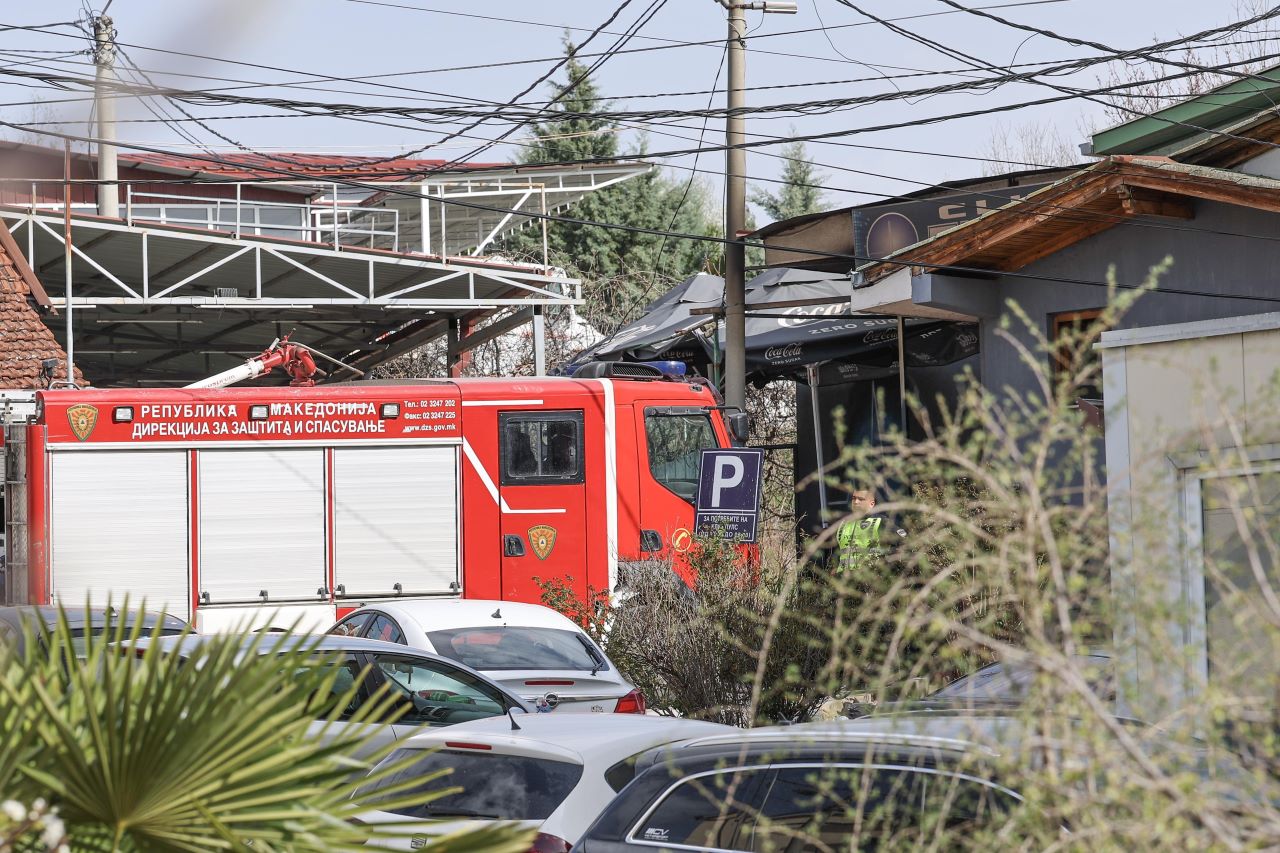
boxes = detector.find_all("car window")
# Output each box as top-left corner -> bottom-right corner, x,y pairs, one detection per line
369,653 -> 508,726
360,747 -> 583,820
426,626 -> 606,671
365,614 -> 406,645
644,411 -> 717,501
285,654 -> 369,721
632,768 -> 768,850
329,611 -> 374,638
634,764 -> 1020,851
500,411 -> 585,485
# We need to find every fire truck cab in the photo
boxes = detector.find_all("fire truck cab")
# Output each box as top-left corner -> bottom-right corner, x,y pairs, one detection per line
2,368 -> 735,631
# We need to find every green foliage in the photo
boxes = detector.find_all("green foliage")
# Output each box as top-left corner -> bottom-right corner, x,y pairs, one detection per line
0,604 -> 532,853
749,138 -> 828,223
502,40 -> 719,332
534,575 -> 611,646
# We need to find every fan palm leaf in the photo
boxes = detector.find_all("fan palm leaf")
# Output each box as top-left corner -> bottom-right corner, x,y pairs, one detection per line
0,601 -> 532,853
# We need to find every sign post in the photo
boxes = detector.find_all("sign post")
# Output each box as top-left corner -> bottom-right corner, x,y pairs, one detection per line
694,448 -> 764,543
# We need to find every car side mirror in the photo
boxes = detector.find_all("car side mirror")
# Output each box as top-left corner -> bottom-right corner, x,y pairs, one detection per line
726,411 -> 750,444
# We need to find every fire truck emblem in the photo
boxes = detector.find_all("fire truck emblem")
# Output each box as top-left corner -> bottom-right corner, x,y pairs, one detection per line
528,525 -> 557,560
66,404 -> 98,441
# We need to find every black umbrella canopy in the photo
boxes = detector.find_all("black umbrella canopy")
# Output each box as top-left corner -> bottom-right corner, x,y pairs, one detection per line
565,268 -> 978,381
591,272 -> 723,361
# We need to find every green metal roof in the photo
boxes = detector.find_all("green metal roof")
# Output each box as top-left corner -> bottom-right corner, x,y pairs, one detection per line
1090,64 -> 1280,157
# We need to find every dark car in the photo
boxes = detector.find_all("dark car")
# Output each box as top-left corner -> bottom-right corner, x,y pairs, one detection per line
575,716 -> 1036,852
928,653 -> 1114,705
0,605 -> 188,658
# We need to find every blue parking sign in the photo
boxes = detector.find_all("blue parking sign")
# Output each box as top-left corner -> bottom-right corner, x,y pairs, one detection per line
694,448 -> 764,543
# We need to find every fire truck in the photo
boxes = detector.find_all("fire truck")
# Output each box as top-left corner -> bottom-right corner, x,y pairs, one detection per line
1,345 -> 741,632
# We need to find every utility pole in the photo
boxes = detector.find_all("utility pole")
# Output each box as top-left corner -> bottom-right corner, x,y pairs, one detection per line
92,12 -> 119,219
715,0 -> 795,414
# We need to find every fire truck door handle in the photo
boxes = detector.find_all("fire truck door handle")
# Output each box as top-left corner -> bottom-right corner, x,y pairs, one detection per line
641,530 -> 662,553
336,584 -> 346,597
200,591 -> 210,604
504,535 -> 526,557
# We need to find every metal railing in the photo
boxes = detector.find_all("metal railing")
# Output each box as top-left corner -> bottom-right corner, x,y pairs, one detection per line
124,186 -> 400,252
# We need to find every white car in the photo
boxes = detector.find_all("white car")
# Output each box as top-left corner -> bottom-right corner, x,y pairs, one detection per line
329,599 -> 643,714
355,713 -> 736,851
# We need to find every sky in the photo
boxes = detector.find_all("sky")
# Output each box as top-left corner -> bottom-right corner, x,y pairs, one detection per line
0,0 -> 1270,219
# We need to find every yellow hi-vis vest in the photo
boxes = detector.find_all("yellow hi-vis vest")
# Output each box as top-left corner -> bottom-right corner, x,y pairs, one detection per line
836,517 -> 882,573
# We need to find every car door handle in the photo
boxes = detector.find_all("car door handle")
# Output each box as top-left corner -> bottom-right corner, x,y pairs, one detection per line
640,529 -> 662,553
504,534 -> 526,557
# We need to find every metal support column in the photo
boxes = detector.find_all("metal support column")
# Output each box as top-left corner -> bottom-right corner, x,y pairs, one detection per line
896,315 -> 908,435
446,317 -> 462,378
806,363 -> 829,528
532,306 -> 546,376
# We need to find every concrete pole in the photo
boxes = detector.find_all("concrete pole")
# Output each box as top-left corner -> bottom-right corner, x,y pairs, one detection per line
93,14 -> 119,219
723,4 -> 748,413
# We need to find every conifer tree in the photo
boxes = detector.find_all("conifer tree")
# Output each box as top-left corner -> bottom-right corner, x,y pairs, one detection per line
504,40 -> 718,332
750,139 -> 829,222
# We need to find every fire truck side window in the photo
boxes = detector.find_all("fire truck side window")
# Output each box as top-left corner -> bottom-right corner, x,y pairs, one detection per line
645,411 -> 717,501
499,411 -> 585,485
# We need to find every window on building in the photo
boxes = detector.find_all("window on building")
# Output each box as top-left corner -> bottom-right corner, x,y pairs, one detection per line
499,411 -> 584,485
1051,308 -> 1105,403
1200,469 -> 1280,704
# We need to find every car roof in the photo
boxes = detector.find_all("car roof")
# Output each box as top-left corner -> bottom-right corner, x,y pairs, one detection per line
355,598 -> 581,633
659,714 -> 1027,763
134,632 -> 441,656
0,605 -> 186,631
397,713 -> 736,765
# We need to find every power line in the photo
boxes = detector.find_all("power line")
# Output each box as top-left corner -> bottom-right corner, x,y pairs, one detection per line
9,119 -> 1280,308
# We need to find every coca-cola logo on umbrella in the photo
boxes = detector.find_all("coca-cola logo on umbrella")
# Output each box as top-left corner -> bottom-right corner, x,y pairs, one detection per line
764,343 -> 803,362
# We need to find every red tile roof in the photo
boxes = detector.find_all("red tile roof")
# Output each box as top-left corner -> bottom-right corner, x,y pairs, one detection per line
122,152 -> 507,182
0,219 -> 83,388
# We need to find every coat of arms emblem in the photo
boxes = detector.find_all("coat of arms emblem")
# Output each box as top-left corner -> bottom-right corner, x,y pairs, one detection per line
66,404 -> 98,441
528,525 -> 557,560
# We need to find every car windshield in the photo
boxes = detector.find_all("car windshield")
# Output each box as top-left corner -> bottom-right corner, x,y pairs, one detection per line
427,626 -> 606,672
360,748 -> 583,821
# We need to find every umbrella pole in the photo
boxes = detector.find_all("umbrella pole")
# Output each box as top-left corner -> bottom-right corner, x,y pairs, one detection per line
710,315 -> 723,389
897,315 -> 908,437
807,363 -> 829,529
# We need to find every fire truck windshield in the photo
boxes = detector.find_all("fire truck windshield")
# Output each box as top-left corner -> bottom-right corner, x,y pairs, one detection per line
645,411 -> 717,501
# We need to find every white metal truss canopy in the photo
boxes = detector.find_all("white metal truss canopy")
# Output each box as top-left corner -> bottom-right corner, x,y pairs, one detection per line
361,162 -> 653,257
0,206 -> 581,386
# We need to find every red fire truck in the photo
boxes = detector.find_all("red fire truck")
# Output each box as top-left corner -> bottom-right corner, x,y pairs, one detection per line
2,362 -> 739,632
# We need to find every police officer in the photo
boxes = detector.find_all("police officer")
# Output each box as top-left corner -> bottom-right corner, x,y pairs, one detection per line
835,488 -> 905,573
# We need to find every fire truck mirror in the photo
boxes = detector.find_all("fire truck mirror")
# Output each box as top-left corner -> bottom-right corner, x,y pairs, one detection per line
504,535 -> 526,558
727,412 -> 750,444
640,530 -> 662,553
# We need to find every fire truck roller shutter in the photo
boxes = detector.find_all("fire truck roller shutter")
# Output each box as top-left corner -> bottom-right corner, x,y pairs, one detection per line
333,446 -> 459,597
198,450 -> 325,604
50,450 -> 190,617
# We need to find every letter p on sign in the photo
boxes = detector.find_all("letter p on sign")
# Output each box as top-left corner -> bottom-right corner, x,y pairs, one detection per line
710,455 -> 744,507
